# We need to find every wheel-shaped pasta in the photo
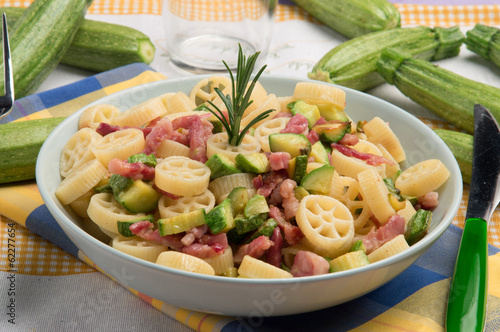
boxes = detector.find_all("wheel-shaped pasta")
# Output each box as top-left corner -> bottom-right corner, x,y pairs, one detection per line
238,255 -> 293,279
295,195 -> 354,258
156,251 -> 215,275
363,116 -> 406,163
357,167 -> 395,224
240,93 -> 281,129
189,75 -> 231,106
158,190 -> 216,219
87,193 -> 148,235
292,81 -> 346,112
60,127 -> 102,177
162,91 -> 196,114
395,159 -> 450,197
208,173 -> 255,204
156,139 -> 190,158
55,159 -> 108,205
155,156 -> 210,196
210,82 -> 268,116
112,235 -> 168,263
112,97 -> 167,127
254,116 -> 290,152
203,246 -> 234,275
330,140 -> 386,179
79,104 -> 120,130
367,234 -> 409,263
206,132 -> 261,163
68,190 -> 94,218
91,128 -> 145,166
329,175 -> 372,233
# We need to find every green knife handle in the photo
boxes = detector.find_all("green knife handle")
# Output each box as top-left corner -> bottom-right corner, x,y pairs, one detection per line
446,218 -> 488,331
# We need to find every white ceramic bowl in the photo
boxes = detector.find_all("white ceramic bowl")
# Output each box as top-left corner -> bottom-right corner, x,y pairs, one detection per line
36,75 -> 462,316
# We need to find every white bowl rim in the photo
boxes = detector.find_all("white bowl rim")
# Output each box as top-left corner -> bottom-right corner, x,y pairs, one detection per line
36,74 -> 463,286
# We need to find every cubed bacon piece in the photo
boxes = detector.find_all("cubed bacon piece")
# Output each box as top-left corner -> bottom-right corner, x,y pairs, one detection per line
265,227 -> 283,267
108,158 -> 155,181
96,122 -> 153,138
142,117 -> 173,155
254,170 -> 288,197
306,130 -> 320,145
290,250 -> 330,277
268,206 -> 304,246
337,133 -> 359,146
129,222 -> 185,251
362,214 -> 405,254
279,179 -> 300,220
418,192 -> 439,210
331,143 -> 395,166
234,235 -> 274,264
182,243 -> 225,259
280,114 -> 309,134
181,231 -> 228,259
268,152 -> 291,171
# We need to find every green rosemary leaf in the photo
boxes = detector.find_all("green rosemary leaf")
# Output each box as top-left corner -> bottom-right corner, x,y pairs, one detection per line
207,44 -> 273,146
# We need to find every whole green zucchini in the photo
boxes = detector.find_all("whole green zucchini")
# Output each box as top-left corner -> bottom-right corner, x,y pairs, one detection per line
0,117 -> 65,183
1,6 -> 155,73
291,0 -> 400,39
433,129 -> 472,184
1,0 -> 92,98
465,23 -> 500,69
376,48 -> 500,133
309,26 -> 465,91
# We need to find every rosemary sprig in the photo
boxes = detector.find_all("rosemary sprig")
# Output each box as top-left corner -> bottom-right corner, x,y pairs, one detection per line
206,45 -> 275,146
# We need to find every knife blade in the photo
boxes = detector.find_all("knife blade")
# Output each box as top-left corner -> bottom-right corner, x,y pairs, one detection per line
445,104 -> 500,331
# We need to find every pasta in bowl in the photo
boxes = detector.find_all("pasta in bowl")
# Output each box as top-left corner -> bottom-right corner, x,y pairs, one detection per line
37,74 -> 462,316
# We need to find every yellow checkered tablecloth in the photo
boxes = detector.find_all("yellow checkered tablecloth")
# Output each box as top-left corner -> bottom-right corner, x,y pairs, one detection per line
1,1 -> 500,331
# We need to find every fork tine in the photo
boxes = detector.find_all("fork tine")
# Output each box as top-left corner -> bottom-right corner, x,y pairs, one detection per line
2,13 -> 13,103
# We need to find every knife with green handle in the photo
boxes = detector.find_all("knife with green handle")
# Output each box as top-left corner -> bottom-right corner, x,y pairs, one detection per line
446,104 -> 500,331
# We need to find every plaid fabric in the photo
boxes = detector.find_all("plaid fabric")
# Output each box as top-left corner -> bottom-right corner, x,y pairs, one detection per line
1,1 -> 500,331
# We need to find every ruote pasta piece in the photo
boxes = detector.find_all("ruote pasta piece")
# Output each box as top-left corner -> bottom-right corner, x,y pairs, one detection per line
91,128 -> 146,166
395,159 -> 450,197
60,127 -> 102,177
155,156 -> 211,197
295,194 -> 354,258
363,116 -> 406,163
210,82 -> 268,117
367,234 -> 409,263
158,190 -> 216,219
254,116 -> 291,152
357,167 -> 396,225
112,97 -> 167,127
238,255 -> 293,279
55,159 -> 108,205
68,190 -> 93,218
87,192 -> 148,235
189,75 -> 231,106
240,93 -> 281,129
156,251 -> 215,275
206,132 -> 261,163
329,174 -> 372,234
78,104 -> 120,130
112,235 -> 168,263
